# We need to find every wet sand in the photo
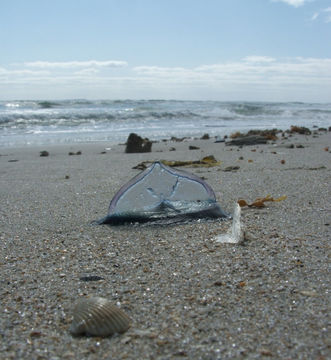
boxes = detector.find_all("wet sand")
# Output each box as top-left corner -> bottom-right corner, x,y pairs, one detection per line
0,130 -> 330,359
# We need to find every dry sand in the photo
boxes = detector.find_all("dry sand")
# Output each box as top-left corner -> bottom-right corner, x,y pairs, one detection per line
0,130 -> 330,359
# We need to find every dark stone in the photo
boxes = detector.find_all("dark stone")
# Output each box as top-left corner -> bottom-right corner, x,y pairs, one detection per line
125,133 -> 152,153
40,150 -> 49,157
189,145 -> 200,150
201,133 -> 210,140
68,151 -> 82,155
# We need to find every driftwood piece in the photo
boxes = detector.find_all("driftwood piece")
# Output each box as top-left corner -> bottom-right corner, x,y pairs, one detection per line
226,135 -> 268,146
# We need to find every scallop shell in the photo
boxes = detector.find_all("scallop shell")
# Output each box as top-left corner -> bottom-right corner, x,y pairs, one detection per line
69,297 -> 131,336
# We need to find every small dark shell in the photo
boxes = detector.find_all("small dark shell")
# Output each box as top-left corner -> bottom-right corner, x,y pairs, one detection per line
69,297 -> 131,337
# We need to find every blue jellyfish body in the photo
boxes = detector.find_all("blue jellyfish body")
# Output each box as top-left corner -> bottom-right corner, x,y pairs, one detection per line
97,161 -> 229,225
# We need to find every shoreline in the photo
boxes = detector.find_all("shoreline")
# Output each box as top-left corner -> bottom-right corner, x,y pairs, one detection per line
1,129 -> 330,359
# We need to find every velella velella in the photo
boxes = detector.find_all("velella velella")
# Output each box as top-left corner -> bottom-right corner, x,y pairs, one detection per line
96,161 -> 229,225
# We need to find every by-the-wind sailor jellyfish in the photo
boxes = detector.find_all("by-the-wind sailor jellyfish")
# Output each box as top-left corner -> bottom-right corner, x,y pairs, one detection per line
96,161 -> 229,225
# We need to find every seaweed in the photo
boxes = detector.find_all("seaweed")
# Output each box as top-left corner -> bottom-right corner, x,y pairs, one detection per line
238,194 -> 287,208
133,156 -> 221,170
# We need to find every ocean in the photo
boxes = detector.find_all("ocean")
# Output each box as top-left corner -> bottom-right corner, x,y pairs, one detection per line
0,100 -> 330,148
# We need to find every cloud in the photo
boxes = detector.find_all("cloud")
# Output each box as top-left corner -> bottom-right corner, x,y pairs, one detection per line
0,67 -> 50,76
324,7 -> 331,23
1,57 -> 331,101
131,57 -> 331,100
74,68 -> 100,75
310,7 -> 331,23
242,56 -> 276,63
24,60 -> 128,68
271,0 -> 311,7
311,12 -> 319,21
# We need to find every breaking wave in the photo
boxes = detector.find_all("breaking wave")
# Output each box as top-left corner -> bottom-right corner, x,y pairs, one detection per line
0,99 -> 330,147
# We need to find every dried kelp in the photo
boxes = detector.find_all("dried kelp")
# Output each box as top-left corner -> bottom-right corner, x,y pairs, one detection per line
289,126 -> 311,135
133,155 -> 221,170
238,194 -> 287,208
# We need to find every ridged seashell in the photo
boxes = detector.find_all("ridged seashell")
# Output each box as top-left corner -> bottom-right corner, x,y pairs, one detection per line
69,297 -> 131,336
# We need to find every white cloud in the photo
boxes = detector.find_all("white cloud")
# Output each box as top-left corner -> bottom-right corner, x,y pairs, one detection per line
310,7 -> 331,23
0,67 -> 50,76
74,68 -> 100,75
24,60 -> 128,68
242,56 -> 276,63
311,12 -> 319,21
1,57 -> 331,102
324,7 -> 331,23
272,0 -> 311,7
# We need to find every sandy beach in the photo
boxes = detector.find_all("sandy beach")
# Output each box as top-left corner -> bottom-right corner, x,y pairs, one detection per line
0,129 -> 330,359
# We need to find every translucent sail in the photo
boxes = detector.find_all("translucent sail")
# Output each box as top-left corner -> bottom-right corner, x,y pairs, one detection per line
215,203 -> 243,243
97,161 -> 229,225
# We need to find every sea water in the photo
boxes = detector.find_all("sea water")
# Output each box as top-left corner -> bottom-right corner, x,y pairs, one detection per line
0,99 -> 330,147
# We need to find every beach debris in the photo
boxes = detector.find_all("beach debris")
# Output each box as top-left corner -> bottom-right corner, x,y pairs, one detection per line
201,133 -> 210,140
133,155 -> 221,170
125,133 -> 152,153
132,162 -> 148,170
214,136 -> 225,143
227,129 -> 279,146
79,275 -> 104,282
162,155 -> 220,168
226,135 -> 268,146
215,203 -> 243,244
40,150 -> 49,157
8,159 -> 19,162
69,297 -> 131,337
69,151 -> 82,156
307,166 -> 326,170
189,145 -> 200,150
96,161 -> 229,225
289,125 -> 311,135
298,290 -> 318,297
223,166 -> 240,172
170,136 -> 187,142
281,159 -> 286,164
238,194 -> 287,208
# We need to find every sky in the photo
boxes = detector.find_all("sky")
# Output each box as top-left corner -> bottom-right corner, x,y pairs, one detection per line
1,0 -> 331,102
